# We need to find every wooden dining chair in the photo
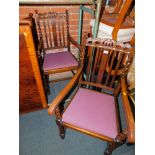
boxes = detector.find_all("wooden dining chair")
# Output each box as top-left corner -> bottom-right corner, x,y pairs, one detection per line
91,0 -> 135,43
35,10 -> 84,94
48,34 -> 135,155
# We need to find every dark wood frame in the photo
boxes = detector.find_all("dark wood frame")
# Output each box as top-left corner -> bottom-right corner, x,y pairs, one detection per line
101,0 -> 135,45
34,10 -> 85,94
48,35 -> 135,155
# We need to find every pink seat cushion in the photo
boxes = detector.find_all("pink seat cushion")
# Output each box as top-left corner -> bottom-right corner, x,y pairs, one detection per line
62,88 -> 118,139
43,51 -> 78,71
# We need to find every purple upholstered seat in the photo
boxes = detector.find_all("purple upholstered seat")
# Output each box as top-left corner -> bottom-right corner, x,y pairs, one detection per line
43,51 -> 78,71
62,88 -> 118,139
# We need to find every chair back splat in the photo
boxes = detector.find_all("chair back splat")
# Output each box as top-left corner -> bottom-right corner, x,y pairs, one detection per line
36,10 -> 70,51
81,37 -> 134,96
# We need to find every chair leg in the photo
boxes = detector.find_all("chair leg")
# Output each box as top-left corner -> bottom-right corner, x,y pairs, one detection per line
45,74 -> 50,94
42,74 -> 48,95
104,133 -> 127,155
56,119 -> 66,139
55,107 -> 66,139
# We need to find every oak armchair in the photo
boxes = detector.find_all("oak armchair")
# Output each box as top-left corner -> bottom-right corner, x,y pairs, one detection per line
35,10 -> 84,94
48,36 -> 135,155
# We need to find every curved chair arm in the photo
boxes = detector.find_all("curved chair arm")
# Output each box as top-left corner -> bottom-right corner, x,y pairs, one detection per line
68,35 -> 84,51
121,77 -> 135,143
48,68 -> 83,115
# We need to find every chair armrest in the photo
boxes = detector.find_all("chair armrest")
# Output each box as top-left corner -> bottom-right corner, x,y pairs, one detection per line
68,35 -> 84,51
48,68 -> 83,115
121,77 -> 135,143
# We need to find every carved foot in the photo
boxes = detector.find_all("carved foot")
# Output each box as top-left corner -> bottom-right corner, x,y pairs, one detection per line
56,119 -> 66,140
104,143 -> 112,155
104,133 -> 127,155
104,151 -> 111,155
60,131 -> 65,139
55,107 -> 66,139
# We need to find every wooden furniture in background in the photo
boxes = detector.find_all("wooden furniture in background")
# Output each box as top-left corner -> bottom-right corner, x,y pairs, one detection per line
19,21 -> 48,114
106,0 -> 123,13
48,35 -> 135,155
91,0 -> 135,43
35,10 -> 84,94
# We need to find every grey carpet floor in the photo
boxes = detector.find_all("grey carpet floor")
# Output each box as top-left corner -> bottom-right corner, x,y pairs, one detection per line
19,80 -> 135,155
